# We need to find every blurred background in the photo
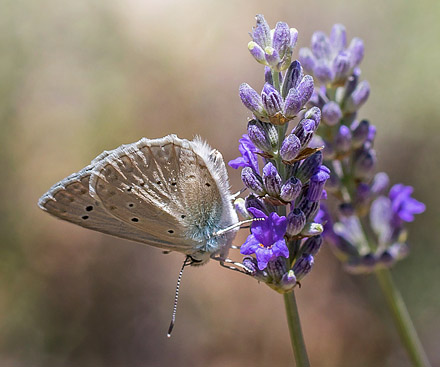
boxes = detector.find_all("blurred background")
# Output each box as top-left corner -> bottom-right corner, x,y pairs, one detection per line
1,0 -> 439,366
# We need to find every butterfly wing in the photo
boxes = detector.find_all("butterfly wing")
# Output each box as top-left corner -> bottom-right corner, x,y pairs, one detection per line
38,166 -> 188,250
88,135 -> 238,260
39,135 -> 239,261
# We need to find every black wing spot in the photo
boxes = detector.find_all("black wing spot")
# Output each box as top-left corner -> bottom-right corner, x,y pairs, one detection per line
181,215 -> 186,219
140,181 -> 145,187
156,180 -> 162,185
131,217 -> 139,222
86,205 -> 93,211
171,182 -> 177,186
128,203 -> 134,208
127,186 -> 132,192
168,229 -> 174,234
82,215 -> 89,220
205,183 -> 211,187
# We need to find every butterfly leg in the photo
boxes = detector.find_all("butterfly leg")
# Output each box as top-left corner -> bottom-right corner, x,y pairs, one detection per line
211,256 -> 252,275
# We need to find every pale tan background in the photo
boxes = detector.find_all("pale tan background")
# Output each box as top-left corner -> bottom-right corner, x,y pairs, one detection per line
1,0 -> 439,366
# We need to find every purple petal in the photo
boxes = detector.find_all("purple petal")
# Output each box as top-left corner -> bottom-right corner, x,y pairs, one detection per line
240,234 -> 261,255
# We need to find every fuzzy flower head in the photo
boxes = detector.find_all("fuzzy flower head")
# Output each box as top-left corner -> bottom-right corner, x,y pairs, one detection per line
328,184 -> 425,274
248,14 -> 298,72
299,24 -> 364,86
240,207 -> 289,270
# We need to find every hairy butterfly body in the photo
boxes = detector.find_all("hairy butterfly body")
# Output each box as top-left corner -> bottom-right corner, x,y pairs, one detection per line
38,135 -> 239,264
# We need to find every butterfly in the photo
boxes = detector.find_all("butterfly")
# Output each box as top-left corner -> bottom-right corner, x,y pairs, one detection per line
38,134 -> 241,265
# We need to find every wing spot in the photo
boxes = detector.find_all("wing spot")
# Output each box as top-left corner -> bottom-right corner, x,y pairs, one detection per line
140,181 -> 145,187
131,217 -> 139,222
82,215 -> 89,220
181,215 -> 186,219
171,182 -> 177,186
85,205 -> 93,211
128,203 -> 134,208
205,183 -> 211,187
156,180 -> 162,185
127,186 -> 132,192
168,229 -> 174,234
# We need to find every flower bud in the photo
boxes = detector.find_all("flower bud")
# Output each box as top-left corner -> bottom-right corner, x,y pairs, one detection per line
297,198 -> 320,222
298,48 -> 315,73
280,133 -> 301,161
245,193 -> 274,215
247,120 -> 271,151
351,119 -> 370,148
348,37 -> 364,68
290,28 -> 298,48
241,167 -> 265,195
266,257 -> 287,282
286,208 -> 306,236
272,21 -> 291,59
263,162 -> 282,197
293,254 -> 314,279
307,165 -> 330,201
293,118 -> 316,148
297,75 -> 314,106
248,41 -> 266,64
280,177 -> 302,202
296,151 -> 323,183
282,60 -> 303,95
322,101 -> 342,126
333,51 -> 351,82
345,80 -> 370,112
304,106 -> 321,128
353,149 -> 376,181
371,172 -> 390,195
311,31 -> 331,59
301,235 -> 323,256
239,83 -> 265,117
335,125 -> 352,154
283,89 -> 302,118
280,270 -> 297,291
300,222 -> 324,237
264,46 -> 280,68
251,14 -> 271,48
264,66 -> 273,84
265,122 -> 279,149
261,83 -> 283,116
330,24 -> 347,51
314,62 -> 334,84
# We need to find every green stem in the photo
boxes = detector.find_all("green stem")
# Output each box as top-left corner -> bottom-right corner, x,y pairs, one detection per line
375,268 -> 431,367
284,291 -> 310,367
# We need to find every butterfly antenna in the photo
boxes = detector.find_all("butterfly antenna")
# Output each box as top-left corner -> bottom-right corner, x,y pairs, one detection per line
167,256 -> 191,338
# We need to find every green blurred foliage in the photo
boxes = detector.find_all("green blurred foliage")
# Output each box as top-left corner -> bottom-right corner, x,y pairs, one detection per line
1,0 -> 439,366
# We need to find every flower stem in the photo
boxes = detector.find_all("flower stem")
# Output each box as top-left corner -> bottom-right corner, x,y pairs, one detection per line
283,290 -> 310,367
375,268 -> 431,367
